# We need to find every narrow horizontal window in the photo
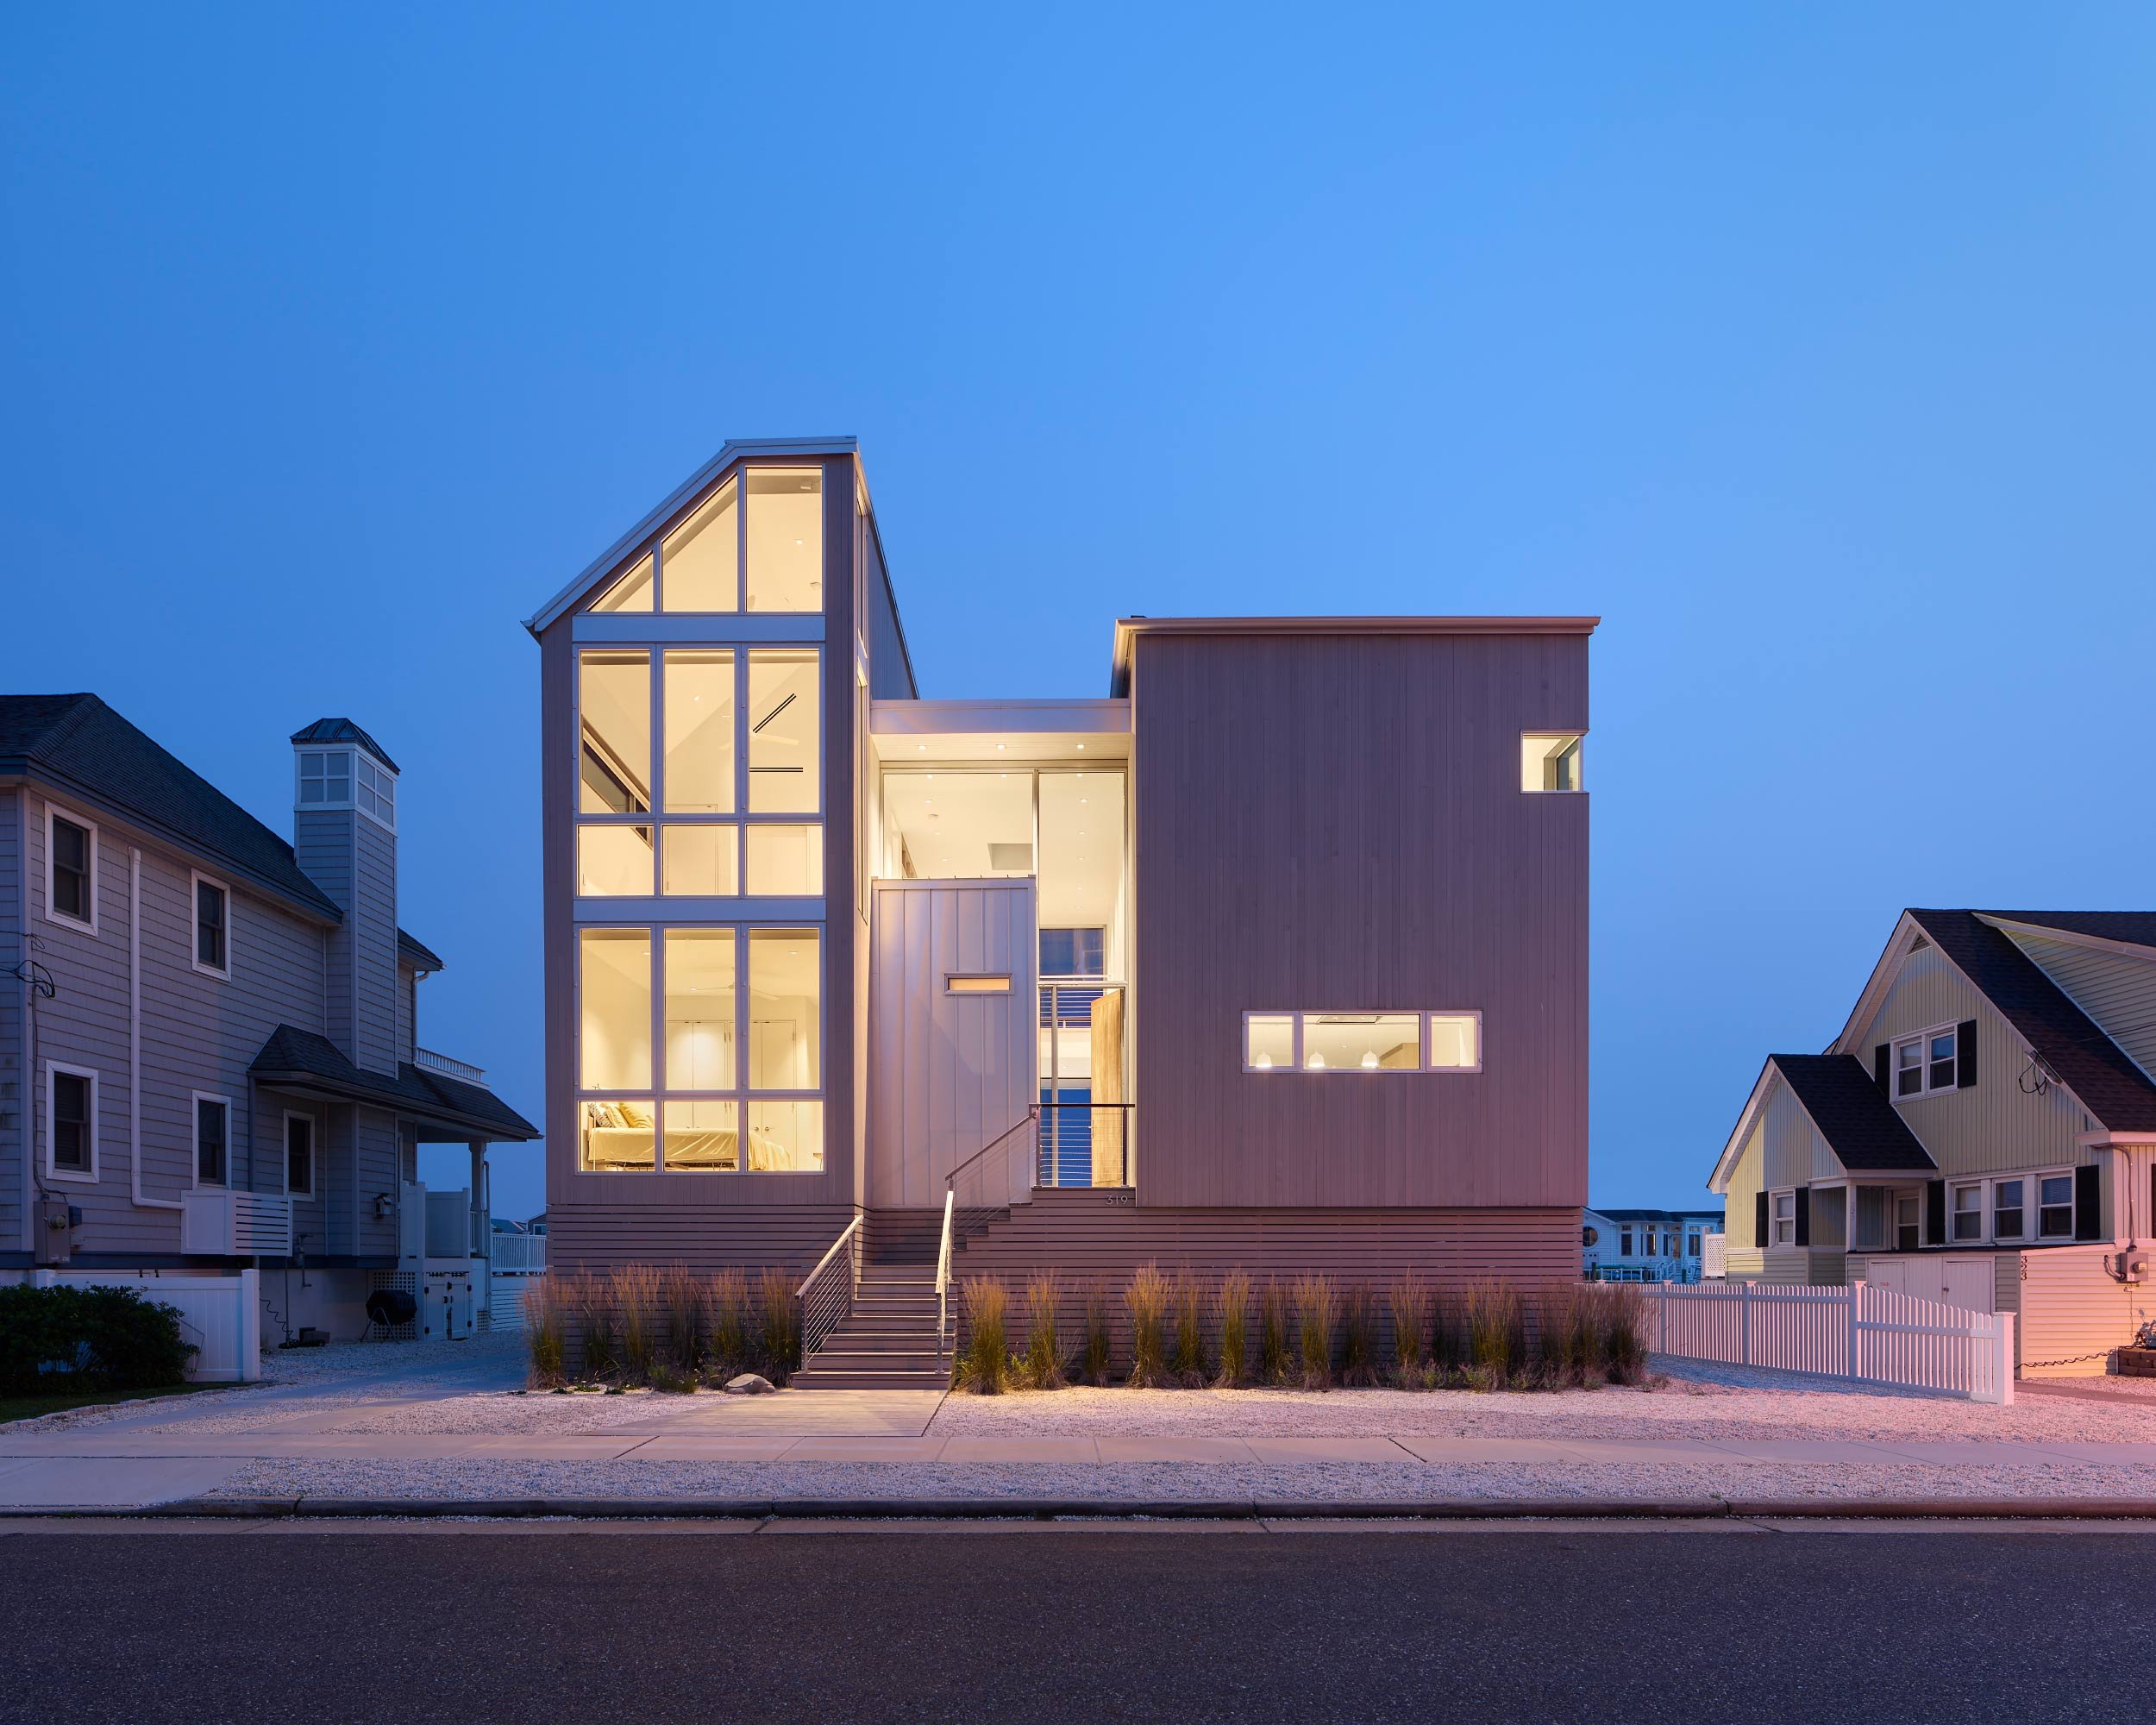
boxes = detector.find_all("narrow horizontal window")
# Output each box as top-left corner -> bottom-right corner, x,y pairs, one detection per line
1301,1013 -> 1420,1071
1521,733 -> 1584,793
946,974 -> 1012,994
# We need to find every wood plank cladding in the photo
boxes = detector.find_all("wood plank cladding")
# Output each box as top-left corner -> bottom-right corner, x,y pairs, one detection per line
548,1204 -> 858,1276
1130,628 -> 1589,1209
945,1191 -> 1579,1291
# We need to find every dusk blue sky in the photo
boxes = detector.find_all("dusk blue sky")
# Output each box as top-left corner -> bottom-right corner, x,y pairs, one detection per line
5,6 -> 2152,1224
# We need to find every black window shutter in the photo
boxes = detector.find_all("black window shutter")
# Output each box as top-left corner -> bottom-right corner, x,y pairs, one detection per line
1956,1020 -> 1977,1088
1874,1044 -> 1890,1093
1794,1189 -> 1811,1247
1925,1179 -> 1946,1246
2075,1164 -> 2103,1241
1754,1190 -> 1769,1249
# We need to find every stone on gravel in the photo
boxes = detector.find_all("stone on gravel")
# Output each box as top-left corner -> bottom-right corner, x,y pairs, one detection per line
725,1374 -> 775,1396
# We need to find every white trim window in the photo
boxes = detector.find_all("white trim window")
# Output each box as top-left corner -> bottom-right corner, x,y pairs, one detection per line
192,1093 -> 231,1188
1520,732 -> 1585,793
1771,1189 -> 1796,1247
44,805 -> 97,932
2036,1170 -> 2075,1239
1891,1023 -> 1958,1100
191,871 -> 232,979
45,1062 -> 98,1182
1992,1176 -> 2027,1241
285,1113 -> 317,1200
357,755 -> 396,829
1949,1180 -> 1985,1243
1241,1011 -> 1482,1074
297,749 -> 353,809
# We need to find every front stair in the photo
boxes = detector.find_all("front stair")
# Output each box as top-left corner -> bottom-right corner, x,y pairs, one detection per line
789,1263 -> 950,1390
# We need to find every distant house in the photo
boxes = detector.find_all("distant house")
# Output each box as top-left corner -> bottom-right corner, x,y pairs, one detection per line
1,695 -> 537,1342
1707,908 -> 2156,1376
1583,1207 -> 1721,1283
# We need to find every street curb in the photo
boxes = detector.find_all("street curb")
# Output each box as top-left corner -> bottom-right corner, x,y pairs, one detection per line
10,1495 -> 2156,1523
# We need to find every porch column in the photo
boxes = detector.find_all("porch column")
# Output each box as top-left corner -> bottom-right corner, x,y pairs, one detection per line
467,1140 -> 489,1264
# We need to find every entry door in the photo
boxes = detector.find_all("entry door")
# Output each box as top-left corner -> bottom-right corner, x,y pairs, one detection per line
868,879 -> 1038,1209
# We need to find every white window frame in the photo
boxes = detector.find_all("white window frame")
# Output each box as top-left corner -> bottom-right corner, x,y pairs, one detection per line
1890,1022 -> 1959,1101
1771,1189 -> 1796,1247
191,1091 -> 233,1189
190,869 -> 233,980
42,803 -> 98,934
2034,1166 -> 2076,1240
1991,1175 -> 2028,1242
1241,1011 -> 1484,1075
44,1061 -> 99,1183
295,747 -> 354,811
284,1111 -> 317,1200
1520,731 -> 1586,794
355,753 -> 397,831
1948,1179 -> 1986,1244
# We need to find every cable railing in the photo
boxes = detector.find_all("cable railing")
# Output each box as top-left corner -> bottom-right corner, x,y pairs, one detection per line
796,1214 -> 863,1368
1034,1101 -> 1135,1189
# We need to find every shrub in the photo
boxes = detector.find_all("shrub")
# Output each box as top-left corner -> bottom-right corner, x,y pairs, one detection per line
1293,1275 -> 1335,1391
1258,1282 -> 1292,1385
569,1270 -> 617,1383
1338,1284 -> 1379,1388
705,1268 -> 750,1383
954,1276 -> 1010,1394
1125,1262 -> 1170,1387
1169,1265 -> 1206,1385
0,1283 -> 195,1396
1388,1276 -> 1428,1386
523,1275 -> 567,1389
755,1267 -> 800,1383
1078,1283 -> 1113,1385
1466,1281 -> 1525,1389
657,1263 -> 704,1388
1602,1283 -> 1647,1385
611,1263 -> 661,1385
1214,1270 -> 1251,1388
1019,1271 -> 1063,1390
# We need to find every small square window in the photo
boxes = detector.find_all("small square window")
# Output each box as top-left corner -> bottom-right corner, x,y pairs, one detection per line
1426,1013 -> 1481,1070
1244,1015 -> 1294,1072
1521,733 -> 1584,793
744,825 -> 822,896
661,825 -> 738,896
578,825 -> 655,896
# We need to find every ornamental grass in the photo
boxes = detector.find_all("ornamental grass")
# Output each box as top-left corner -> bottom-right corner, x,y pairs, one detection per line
1293,1274 -> 1335,1391
1169,1264 -> 1206,1386
1214,1270 -> 1251,1388
1124,1262 -> 1170,1387
522,1274 -> 567,1389
954,1275 -> 1010,1394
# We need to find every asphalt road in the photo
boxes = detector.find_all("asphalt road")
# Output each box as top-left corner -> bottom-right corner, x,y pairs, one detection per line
1,1525 -> 2139,1723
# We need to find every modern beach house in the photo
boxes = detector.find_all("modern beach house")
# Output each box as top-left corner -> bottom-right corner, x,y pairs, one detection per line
529,437 -> 1595,1383
2,696 -> 537,1350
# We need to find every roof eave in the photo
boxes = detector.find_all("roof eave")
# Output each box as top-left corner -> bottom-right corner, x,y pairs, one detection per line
525,436 -> 862,637
1108,614 -> 1602,696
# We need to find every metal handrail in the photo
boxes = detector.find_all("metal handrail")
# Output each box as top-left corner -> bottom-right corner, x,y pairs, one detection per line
935,1190 -> 956,1363
1032,1101 -> 1136,1189
936,1111 -> 1038,1361
797,1214 -> 863,1366
944,1108 -> 1040,1199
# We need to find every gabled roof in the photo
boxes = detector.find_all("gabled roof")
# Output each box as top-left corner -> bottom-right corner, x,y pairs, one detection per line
524,436 -> 861,636
0,694 -> 341,922
1900,910 -> 2156,1133
250,1025 -> 537,1140
1771,1054 -> 1939,1172
1981,911 -> 2156,954
290,717 -> 398,773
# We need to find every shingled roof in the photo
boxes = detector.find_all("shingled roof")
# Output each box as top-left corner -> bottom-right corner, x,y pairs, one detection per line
1979,910 -> 2156,951
1908,909 -> 2156,1133
1769,1053 -> 1938,1172
250,1025 -> 537,1140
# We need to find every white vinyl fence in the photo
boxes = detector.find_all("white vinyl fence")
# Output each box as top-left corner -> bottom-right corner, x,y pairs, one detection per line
28,1268 -> 262,1383
1652,1280 -> 2014,1404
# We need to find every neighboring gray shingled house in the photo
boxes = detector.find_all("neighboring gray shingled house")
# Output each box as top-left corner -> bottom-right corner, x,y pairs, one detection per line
1708,908 -> 2156,1377
2,694 -> 536,1344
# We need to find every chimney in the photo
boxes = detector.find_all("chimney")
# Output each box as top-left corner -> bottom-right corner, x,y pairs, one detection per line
291,718 -> 400,1076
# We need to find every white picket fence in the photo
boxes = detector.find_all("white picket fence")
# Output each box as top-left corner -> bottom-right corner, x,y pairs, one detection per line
1654,1280 -> 2014,1404
28,1267 -> 262,1383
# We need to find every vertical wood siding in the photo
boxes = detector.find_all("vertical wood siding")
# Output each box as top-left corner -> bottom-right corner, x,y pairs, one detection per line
1760,1076 -> 1841,1189
868,880 -> 1037,1208
2001,928 -> 2156,1083
1129,630 -> 1589,1209
1849,944 -> 2095,1180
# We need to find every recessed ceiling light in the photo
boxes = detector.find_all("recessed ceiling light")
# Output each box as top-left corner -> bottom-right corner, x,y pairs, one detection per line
1076,743 -> 1085,750
918,744 -> 926,752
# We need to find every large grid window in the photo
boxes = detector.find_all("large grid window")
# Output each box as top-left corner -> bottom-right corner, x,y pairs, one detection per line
576,647 -> 820,900
578,925 -> 823,1175
1242,1012 -> 1482,1073
582,464 -> 823,615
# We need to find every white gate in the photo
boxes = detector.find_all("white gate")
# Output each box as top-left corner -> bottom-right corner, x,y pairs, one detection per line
28,1268 -> 261,1383
1653,1280 -> 2014,1403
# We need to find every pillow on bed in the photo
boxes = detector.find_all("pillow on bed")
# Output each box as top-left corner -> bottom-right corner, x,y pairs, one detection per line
618,1101 -> 654,1130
